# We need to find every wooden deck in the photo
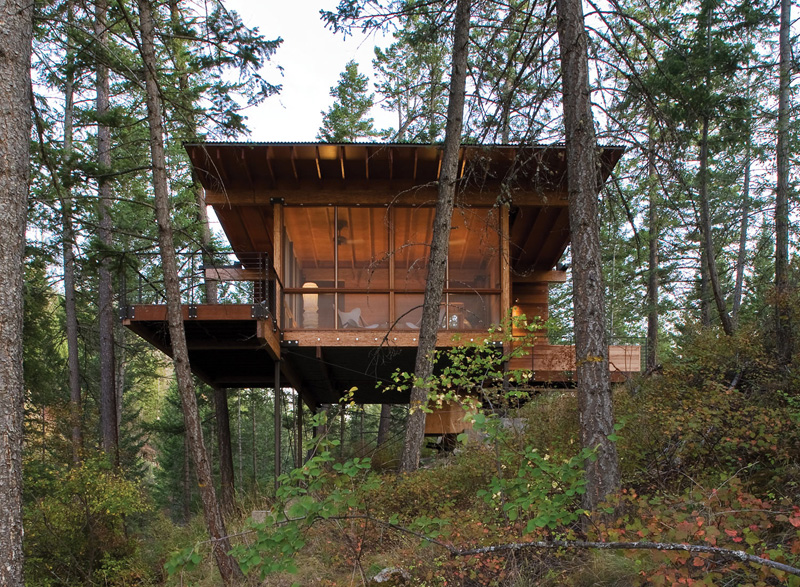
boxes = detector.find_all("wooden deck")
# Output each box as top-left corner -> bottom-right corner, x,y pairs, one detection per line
124,303 -> 641,406
508,343 -> 641,383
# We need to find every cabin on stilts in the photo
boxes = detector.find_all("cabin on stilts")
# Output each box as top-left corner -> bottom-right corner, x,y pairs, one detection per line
122,142 -> 640,472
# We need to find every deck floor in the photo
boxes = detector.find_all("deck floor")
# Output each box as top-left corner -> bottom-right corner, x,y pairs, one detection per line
124,304 -> 640,406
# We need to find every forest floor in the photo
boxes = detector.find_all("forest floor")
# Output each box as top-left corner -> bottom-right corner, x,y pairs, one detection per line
160,328 -> 800,586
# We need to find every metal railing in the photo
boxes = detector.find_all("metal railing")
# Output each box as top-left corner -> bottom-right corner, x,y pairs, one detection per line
119,251 -> 271,317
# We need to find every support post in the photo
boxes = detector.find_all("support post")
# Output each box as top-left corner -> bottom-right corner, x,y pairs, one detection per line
274,361 -> 281,489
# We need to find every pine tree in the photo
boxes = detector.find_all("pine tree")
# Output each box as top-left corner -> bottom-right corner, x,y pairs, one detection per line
0,0 -> 32,582
318,60 -> 377,142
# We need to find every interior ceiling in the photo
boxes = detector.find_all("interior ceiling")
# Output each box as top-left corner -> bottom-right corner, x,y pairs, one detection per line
280,206 -> 498,271
188,142 -> 624,272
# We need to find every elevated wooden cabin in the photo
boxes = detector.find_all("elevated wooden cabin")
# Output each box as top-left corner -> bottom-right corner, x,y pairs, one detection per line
124,143 -> 640,415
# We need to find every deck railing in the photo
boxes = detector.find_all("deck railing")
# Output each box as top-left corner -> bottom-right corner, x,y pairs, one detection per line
118,251 -> 271,318
536,335 -> 646,373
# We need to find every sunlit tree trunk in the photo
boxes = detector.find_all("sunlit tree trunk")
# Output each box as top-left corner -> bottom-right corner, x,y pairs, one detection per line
136,0 -> 243,581
399,0 -> 471,473
555,0 -> 619,510
0,0 -> 32,582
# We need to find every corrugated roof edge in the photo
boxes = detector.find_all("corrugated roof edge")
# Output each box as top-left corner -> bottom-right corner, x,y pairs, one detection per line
183,140 -> 626,150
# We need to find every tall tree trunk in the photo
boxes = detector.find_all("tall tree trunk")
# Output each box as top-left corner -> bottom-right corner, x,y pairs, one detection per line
698,115 -> 734,335
775,0 -> 792,365
183,434 -> 192,522
399,0 -> 471,473
237,391 -> 243,486
376,404 -> 392,446
96,0 -> 119,460
646,127 -> 659,370
63,6 -> 83,461
732,132 -> 750,324
115,325 -> 126,433
251,395 -> 257,485
0,0 -> 32,582
214,387 -> 236,516
555,0 -> 619,510
700,246 -> 712,326
167,0 -> 218,304
136,0 -> 243,581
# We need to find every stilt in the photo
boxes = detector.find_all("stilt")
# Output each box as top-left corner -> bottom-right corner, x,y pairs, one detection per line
274,361 -> 281,489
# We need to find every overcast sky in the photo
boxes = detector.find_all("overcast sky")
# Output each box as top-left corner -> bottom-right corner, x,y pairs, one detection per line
223,0 -> 394,142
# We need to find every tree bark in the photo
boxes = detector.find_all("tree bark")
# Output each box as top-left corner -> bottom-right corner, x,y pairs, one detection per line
96,0 -> 119,461
399,0 -> 471,473
167,0 -> 218,304
732,132 -> 750,324
63,6 -> 83,462
700,246 -> 712,326
0,0 -> 32,582
136,0 -> 243,582
213,387 -> 236,516
698,115 -> 734,335
251,395 -> 257,485
646,127 -> 659,371
183,434 -> 192,522
775,0 -> 792,365
555,0 -> 619,510
376,404 -> 392,446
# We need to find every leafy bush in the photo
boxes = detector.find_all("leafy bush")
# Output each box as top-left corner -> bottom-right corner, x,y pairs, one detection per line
24,457 -> 154,586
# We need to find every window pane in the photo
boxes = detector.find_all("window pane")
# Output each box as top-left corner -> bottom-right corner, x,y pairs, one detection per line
337,207 -> 390,290
283,293 -> 336,329
283,207 -> 335,288
394,207 -> 434,291
448,208 -> 501,289
447,294 -> 500,330
395,294 -> 425,329
337,293 -> 389,329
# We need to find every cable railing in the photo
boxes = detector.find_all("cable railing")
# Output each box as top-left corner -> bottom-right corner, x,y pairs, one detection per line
119,251 -> 272,318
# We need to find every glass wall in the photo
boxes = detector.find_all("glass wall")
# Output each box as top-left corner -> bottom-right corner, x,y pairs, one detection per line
281,206 -> 501,330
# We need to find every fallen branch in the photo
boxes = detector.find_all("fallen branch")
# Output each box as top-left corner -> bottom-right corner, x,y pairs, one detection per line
310,513 -> 800,577
450,539 -> 800,577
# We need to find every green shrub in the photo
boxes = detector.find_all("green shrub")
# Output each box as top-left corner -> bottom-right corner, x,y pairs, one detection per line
24,456 -> 155,586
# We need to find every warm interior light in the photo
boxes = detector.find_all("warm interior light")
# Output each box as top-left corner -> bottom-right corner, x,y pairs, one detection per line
302,282 -> 319,328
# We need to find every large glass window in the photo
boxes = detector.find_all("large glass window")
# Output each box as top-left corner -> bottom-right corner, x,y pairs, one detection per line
281,206 -> 501,330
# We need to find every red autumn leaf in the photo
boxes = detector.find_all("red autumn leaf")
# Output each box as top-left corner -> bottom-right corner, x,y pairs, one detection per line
692,556 -> 704,567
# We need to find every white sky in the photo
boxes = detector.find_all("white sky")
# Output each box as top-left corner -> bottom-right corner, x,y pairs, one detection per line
223,0 -> 394,142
